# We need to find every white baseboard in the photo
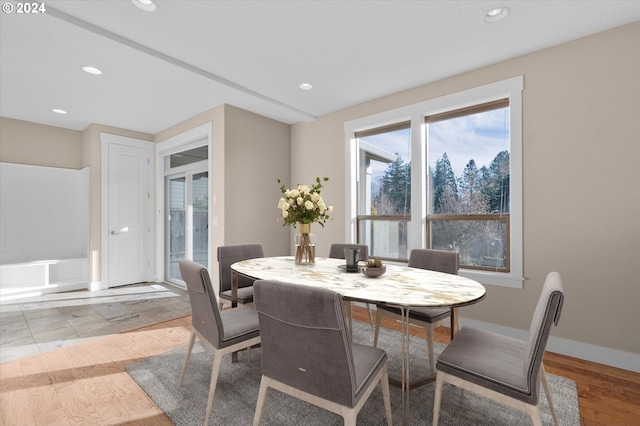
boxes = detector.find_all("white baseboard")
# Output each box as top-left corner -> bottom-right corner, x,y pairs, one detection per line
460,317 -> 640,374
89,281 -> 107,291
0,281 -> 89,302
350,302 -> 639,373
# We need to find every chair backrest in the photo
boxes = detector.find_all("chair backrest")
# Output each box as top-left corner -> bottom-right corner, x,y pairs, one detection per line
328,243 -> 369,261
179,260 -> 224,346
408,248 -> 459,275
524,271 -> 564,398
253,280 -> 358,408
217,244 -> 265,293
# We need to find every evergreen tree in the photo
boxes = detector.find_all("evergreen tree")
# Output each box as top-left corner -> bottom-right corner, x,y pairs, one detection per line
373,155 -> 411,215
483,150 -> 510,213
458,159 -> 489,214
431,153 -> 457,214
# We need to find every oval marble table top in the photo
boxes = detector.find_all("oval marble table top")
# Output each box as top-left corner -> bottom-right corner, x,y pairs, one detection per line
231,256 -> 486,309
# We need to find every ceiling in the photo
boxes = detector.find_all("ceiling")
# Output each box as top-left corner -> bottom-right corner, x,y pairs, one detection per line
2,1 -> 639,134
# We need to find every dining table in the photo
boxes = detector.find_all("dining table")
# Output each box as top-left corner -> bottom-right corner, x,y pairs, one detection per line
230,256 -> 486,425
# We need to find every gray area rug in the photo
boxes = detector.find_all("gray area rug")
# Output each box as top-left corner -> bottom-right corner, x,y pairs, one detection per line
126,321 -> 580,425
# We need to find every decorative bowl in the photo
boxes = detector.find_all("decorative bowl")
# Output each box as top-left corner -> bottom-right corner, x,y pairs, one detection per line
361,266 -> 386,278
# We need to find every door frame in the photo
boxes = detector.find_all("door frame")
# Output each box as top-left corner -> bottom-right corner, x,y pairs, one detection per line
155,122 -> 213,284
100,133 -> 155,288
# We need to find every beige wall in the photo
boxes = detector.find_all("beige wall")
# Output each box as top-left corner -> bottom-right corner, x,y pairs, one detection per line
291,22 -> 640,356
0,117 -> 83,168
222,105 -> 291,254
155,104 -> 291,261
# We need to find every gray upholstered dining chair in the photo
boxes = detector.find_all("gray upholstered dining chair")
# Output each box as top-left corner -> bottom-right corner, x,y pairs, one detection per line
329,243 -> 375,329
432,271 -> 564,426
217,243 -> 264,309
252,279 -> 392,426
373,248 -> 459,375
328,243 -> 369,261
178,260 -> 261,426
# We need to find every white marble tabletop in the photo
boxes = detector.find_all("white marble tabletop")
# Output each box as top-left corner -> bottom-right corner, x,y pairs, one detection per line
231,256 -> 486,308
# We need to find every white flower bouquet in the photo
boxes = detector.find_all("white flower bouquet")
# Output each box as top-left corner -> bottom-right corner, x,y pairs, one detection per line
277,177 -> 333,228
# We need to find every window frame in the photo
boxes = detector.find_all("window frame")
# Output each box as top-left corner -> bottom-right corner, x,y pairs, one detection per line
355,121 -> 411,261
345,76 -> 524,288
426,98 -> 511,273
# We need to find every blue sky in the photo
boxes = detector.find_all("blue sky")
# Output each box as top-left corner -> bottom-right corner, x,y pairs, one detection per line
361,107 -> 509,181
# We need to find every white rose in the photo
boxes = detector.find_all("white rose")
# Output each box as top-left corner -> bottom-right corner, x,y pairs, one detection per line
304,200 -> 314,210
311,193 -> 320,202
297,197 -> 304,205
289,198 -> 295,205
282,210 -> 289,218
298,184 -> 310,195
327,205 -> 333,212
277,197 -> 287,209
290,189 -> 299,198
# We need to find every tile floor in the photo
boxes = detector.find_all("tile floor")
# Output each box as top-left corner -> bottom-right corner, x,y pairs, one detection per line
0,282 -> 191,364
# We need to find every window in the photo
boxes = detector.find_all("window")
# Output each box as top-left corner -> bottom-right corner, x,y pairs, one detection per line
356,122 -> 411,261
345,76 -> 523,288
427,99 -> 510,271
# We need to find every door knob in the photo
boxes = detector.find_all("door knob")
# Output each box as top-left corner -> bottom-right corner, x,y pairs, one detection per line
110,226 -> 129,235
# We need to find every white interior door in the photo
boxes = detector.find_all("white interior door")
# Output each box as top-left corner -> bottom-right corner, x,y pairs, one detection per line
103,135 -> 153,287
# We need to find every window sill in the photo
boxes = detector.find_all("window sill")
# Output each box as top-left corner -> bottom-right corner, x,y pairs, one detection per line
459,269 -> 523,289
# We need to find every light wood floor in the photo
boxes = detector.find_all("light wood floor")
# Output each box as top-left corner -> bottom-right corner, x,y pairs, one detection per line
1,307 -> 639,425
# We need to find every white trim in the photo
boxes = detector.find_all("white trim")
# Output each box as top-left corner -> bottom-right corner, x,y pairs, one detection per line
461,317 -> 640,374
89,280 -> 105,291
155,122 -> 212,283
345,76 -> 524,288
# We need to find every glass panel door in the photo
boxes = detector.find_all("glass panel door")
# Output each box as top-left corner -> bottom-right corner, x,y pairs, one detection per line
192,172 -> 209,268
167,176 -> 186,282
165,170 -> 209,285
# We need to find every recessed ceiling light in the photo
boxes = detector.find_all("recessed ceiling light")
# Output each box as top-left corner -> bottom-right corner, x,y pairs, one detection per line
52,109 -> 67,114
132,0 -> 157,12
483,6 -> 510,23
299,83 -> 313,90
82,66 -> 102,75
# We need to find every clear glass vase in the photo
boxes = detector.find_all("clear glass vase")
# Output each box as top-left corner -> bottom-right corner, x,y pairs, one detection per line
294,223 -> 316,265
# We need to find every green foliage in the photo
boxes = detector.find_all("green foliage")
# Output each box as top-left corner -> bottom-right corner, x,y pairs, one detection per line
373,155 -> 411,215
430,150 -> 509,215
366,257 -> 384,268
431,153 -> 457,214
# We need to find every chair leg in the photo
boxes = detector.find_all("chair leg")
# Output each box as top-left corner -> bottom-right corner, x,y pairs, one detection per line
366,303 -> 374,329
541,364 -> 559,426
524,403 -> 543,426
343,411 -> 357,426
373,309 -> 383,347
427,324 -> 436,375
380,365 -> 392,426
178,332 -> 196,386
432,371 -> 444,426
253,376 -> 271,426
203,352 -> 223,426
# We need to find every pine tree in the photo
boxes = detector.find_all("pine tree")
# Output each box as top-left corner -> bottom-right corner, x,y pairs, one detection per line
458,159 -> 490,214
483,150 -> 510,213
373,155 -> 411,215
431,153 -> 457,214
